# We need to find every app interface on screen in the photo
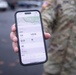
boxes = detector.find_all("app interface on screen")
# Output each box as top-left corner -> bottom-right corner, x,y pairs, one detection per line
16,11 -> 46,64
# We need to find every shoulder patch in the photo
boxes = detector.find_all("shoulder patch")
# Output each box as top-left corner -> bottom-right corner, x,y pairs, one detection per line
42,1 -> 50,9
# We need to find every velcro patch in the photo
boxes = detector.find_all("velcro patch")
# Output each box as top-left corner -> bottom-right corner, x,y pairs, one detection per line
42,1 -> 50,8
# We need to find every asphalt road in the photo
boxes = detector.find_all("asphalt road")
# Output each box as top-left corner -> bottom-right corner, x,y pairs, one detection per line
0,7 -> 44,75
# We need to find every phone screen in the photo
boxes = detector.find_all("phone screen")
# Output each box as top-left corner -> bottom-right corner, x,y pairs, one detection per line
15,10 -> 47,65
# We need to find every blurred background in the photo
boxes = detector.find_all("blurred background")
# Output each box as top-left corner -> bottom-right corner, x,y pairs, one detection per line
0,0 -> 47,75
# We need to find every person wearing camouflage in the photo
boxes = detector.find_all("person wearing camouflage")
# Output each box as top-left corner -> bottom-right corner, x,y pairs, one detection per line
41,0 -> 76,75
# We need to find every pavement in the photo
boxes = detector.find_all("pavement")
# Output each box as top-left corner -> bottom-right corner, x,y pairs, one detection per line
0,6 -> 44,75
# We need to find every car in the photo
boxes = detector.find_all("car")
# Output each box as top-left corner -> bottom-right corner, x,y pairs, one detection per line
6,0 -> 18,10
0,0 -> 8,11
17,0 -> 42,8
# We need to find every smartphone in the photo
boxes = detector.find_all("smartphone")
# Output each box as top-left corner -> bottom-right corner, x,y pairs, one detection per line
15,10 -> 47,66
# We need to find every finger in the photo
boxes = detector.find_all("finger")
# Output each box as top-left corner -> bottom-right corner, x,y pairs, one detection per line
11,24 -> 16,32
10,32 -> 17,42
44,33 -> 51,39
12,42 -> 18,53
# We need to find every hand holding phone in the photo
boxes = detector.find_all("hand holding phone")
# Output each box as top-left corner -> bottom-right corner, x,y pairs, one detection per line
15,10 -> 47,66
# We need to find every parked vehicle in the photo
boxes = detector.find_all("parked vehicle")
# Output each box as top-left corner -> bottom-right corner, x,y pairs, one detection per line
17,0 -> 42,8
0,0 -> 8,11
5,0 -> 43,9
6,0 -> 18,10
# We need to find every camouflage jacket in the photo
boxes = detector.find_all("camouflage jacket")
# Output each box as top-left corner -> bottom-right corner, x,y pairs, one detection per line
41,0 -> 76,75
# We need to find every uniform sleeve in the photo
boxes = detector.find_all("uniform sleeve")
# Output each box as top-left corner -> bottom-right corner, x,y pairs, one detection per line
41,0 -> 56,34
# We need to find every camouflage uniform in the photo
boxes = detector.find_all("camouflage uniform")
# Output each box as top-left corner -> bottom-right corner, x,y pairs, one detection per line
41,0 -> 76,75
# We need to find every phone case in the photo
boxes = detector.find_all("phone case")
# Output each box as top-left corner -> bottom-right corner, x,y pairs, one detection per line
15,10 -> 48,66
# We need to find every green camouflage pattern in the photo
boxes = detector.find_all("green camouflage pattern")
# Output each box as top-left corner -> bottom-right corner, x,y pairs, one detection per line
41,0 -> 76,75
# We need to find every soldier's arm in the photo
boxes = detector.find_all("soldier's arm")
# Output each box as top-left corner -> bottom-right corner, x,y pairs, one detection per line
41,0 -> 56,34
